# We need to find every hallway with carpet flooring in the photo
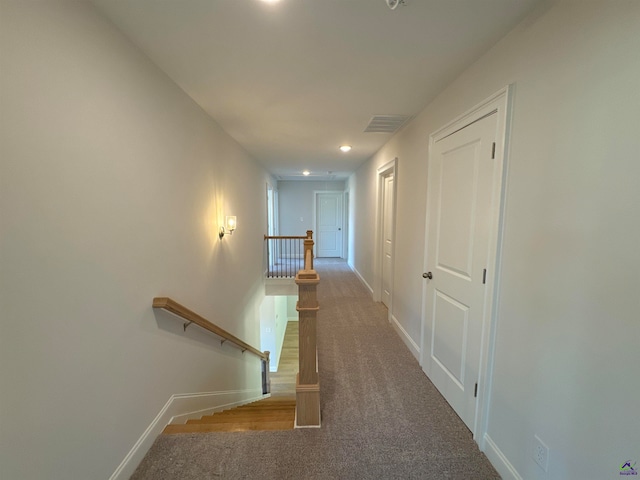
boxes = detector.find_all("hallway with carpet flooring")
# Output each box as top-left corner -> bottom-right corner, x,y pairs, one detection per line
131,259 -> 500,479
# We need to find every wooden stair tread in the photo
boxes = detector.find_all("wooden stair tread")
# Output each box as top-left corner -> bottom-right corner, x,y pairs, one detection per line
211,410 -> 293,417
163,396 -> 297,434
190,414 -> 294,424
233,404 -> 293,409
226,407 -> 294,412
192,409 -> 293,415
270,322 -> 298,395
163,420 -> 294,434
221,407 -> 296,415
246,399 -> 295,405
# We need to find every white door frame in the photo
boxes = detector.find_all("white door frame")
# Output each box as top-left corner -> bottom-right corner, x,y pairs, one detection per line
343,190 -> 350,262
265,182 -> 278,273
373,158 -> 398,320
420,86 -> 512,447
266,182 -> 278,237
313,190 -> 344,258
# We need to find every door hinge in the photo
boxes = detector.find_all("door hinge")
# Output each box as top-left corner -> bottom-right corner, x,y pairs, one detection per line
482,268 -> 487,284
474,382 -> 478,398
491,142 -> 496,159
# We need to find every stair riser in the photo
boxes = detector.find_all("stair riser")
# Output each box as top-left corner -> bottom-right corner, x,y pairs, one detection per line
188,416 -> 294,425
163,421 -> 294,434
164,398 -> 296,433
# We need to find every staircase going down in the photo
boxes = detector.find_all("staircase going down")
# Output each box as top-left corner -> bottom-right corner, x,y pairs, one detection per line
162,396 -> 296,434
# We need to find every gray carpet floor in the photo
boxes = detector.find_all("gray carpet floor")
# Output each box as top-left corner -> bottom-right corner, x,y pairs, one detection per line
131,259 -> 500,479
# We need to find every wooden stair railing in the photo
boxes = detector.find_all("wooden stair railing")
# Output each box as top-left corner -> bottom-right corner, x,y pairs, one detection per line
152,297 -> 270,393
295,234 -> 321,427
264,230 -> 313,278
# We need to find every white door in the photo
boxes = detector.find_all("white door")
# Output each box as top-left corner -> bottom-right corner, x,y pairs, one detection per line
382,174 -> 394,308
422,112 -> 498,432
316,192 -> 343,258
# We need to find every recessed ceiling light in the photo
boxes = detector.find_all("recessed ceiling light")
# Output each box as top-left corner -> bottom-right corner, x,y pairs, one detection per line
259,0 -> 281,3
302,170 -> 310,176
339,145 -> 352,153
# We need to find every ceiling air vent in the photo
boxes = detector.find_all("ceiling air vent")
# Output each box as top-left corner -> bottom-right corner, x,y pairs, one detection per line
386,0 -> 406,10
364,115 -> 412,133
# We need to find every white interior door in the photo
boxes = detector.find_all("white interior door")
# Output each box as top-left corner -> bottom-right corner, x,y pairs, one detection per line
382,174 -> 394,308
316,192 -> 343,258
422,112 -> 498,432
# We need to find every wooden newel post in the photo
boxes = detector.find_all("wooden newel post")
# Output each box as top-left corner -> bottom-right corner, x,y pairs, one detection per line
295,233 -> 321,427
304,230 -> 314,271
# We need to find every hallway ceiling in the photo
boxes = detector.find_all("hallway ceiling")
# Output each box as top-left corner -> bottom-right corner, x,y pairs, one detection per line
91,0 -> 541,180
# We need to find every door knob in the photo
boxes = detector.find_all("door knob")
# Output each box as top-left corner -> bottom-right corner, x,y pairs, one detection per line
423,272 -> 433,279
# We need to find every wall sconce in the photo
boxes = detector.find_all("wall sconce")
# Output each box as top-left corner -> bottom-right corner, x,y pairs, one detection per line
219,216 -> 237,239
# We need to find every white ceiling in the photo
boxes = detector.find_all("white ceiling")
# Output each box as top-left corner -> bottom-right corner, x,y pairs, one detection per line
91,0 -> 541,180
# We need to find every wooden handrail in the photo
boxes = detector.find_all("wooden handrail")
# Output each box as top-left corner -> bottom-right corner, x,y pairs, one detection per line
264,230 -> 313,278
264,235 -> 308,240
152,297 -> 268,361
264,230 -> 313,241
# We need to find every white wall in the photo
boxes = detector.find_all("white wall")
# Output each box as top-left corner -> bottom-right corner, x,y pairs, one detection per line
349,1 -> 640,479
259,295 -> 288,372
0,1 -> 272,478
287,295 -> 298,321
278,180 -> 345,235
273,296 -> 288,368
347,161 -> 384,294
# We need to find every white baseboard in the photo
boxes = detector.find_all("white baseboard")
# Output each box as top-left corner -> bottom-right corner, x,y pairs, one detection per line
348,263 -> 374,295
390,314 -> 420,361
109,389 -> 265,480
483,433 -> 523,480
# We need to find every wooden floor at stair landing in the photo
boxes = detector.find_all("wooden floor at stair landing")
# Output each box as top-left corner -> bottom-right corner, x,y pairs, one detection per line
269,321 -> 298,395
162,321 -> 299,434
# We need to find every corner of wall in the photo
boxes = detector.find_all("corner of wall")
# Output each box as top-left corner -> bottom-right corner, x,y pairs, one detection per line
390,314 -> 420,361
348,262 -> 374,296
109,389 -> 265,480
482,434 -> 523,480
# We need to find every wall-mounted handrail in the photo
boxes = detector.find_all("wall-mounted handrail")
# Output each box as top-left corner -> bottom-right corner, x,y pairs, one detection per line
263,235 -> 309,240
152,297 -> 268,361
